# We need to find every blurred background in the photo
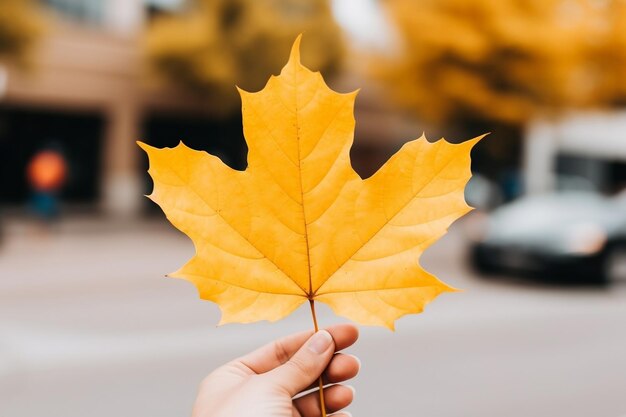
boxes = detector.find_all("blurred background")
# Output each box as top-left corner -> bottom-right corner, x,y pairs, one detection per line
1,0 -> 626,416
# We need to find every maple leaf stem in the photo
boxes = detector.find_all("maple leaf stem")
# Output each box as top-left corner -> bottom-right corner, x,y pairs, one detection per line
309,299 -> 327,417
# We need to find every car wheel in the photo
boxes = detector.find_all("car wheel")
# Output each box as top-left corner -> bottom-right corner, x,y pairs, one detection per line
603,246 -> 626,284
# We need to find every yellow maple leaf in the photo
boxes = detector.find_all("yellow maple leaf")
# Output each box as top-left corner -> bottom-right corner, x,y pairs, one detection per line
139,36 -> 483,330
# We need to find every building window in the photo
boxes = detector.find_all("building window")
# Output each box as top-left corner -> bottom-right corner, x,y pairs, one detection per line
144,0 -> 184,11
40,0 -> 106,25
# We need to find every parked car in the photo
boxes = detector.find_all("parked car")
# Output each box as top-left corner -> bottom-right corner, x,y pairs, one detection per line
470,191 -> 626,284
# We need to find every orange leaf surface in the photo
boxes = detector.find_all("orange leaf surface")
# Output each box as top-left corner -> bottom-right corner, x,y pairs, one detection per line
139,36 -> 483,329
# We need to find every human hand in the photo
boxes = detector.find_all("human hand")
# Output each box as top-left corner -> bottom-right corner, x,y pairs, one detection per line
192,323 -> 360,417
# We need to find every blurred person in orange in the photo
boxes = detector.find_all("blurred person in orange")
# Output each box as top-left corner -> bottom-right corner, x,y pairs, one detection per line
26,149 -> 67,221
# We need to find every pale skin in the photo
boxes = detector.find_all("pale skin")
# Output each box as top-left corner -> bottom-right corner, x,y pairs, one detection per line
192,324 -> 360,417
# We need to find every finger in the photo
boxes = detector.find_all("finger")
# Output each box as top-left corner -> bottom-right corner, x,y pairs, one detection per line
304,353 -> 360,391
239,324 -> 358,375
327,324 -> 359,352
294,384 -> 354,417
263,330 -> 335,395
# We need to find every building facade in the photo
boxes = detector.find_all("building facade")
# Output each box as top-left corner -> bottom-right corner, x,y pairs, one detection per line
0,0 -> 232,217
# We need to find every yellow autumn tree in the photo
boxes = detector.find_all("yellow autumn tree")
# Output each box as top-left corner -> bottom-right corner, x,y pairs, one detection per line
0,0 -> 42,61
145,0 -> 344,112
381,0 -> 626,126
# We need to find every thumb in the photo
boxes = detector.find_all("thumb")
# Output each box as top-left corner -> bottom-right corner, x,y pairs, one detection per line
263,330 -> 335,396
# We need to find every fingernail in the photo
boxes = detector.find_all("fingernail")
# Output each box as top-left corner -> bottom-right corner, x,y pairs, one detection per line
307,330 -> 333,354
342,412 -> 353,417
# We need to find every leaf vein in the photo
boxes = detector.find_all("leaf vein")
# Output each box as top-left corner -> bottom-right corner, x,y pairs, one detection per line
315,147 -> 463,294
156,167 -> 308,294
180,272 -> 306,297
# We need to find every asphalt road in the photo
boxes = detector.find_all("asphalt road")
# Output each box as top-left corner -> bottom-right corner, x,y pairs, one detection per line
1,218 -> 625,417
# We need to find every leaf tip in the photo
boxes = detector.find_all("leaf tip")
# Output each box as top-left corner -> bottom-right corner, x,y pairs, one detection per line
236,84 -> 252,100
137,141 -> 153,153
216,311 -> 242,327
347,88 -> 361,100
467,133 -> 489,147
289,33 -> 303,66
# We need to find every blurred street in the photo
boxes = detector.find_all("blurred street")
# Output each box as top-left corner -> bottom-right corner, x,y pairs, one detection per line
1,218 -> 625,417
